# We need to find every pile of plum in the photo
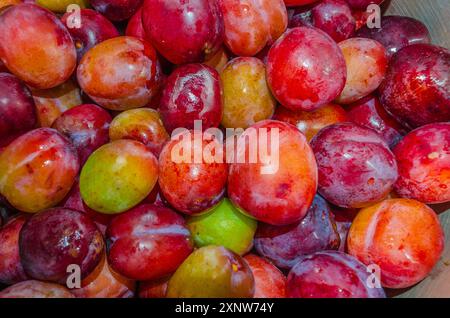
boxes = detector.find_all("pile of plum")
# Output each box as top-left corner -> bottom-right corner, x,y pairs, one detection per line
0,0 -> 449,298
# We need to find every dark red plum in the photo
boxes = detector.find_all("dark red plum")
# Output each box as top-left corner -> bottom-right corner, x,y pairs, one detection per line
287,251 -> 386,298
142,0 -> 224,64
62,9 -> 120,63
159,64 -> 223,133
311,123 -> 398,208
344,0 -> 384,10
393,123 -> 450,204
52,104 -> 112,165
90,0 -> 142,21
19,208 -> 104,284
125,7 -> 146,40
347,95 -> 406,148
0,215 -> 29,285
311,0 -> 355,42
0,73 -> 36,143
356,15 -> 431,59
254,195 -> 340,270
379,44 -> 450,129
106,204 -> 193,281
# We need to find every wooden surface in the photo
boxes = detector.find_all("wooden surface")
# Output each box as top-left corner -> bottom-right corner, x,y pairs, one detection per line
384,0 -> 450,298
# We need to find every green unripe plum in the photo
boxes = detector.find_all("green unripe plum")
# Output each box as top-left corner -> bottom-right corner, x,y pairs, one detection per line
166,246 -> 254,298
186,198 -> 257,255
80,139 -> 158,214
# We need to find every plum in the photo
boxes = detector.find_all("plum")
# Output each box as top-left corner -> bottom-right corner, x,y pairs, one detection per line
166,245 -> 254,298
19,208 -> 104,284
159,64 -> 223,133
221,57 -> 275,129
125,7 -> 146,40
287,251 -> 386,298
311,123 -> 398,208
393,123 -> 450,204
254,195 -> 340,269
244,254 -> 286,298
267,27 -> 346,111
0,4 -> 76,89
344,0 -> 384,10
90,0 -> 142,21
186,198 -> 257,255
139,276 -> 169,298
0,280 -> 74,298
79,139 -> 158,214
106,204 -> 193,281
0,128 -> 79,213
379,44 -> 450,129
348,198 -> 445,289
228,120 -> 317,225
36,0 -> 88,12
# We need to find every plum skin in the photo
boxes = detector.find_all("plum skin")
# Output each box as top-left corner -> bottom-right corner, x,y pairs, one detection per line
244,254 -> 286,298
0,280 -> 74,298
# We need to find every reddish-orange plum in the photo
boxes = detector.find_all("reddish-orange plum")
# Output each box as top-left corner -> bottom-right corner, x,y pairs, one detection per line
287,251 -> 386,298
311,123 -> 398,208
0,128 -> 79,213
139,276 -> 169,298
336,38 -> 388,104
158,131 -> 227,215
0,4 -> 76,89
90,0 -> 142,21
159,64 -> 223,133
106,204 -> 193,281
379,44 -> 450,129
77,36 -> 161,111
393,123 -> 450,204
254,195 -> 340,269
218,0 -> 287,57
244,254 -> 286,298
228,120 -> 317,225
273,103 -> 347,142
347,95 -> 406,148
348,198 -> 445,289
142,0 -> 224,64
0,215 -> 29,285
19,208 -> 104,284
267,27 -> 346,111
52,104 -> 112,165
0,280 -> 74,298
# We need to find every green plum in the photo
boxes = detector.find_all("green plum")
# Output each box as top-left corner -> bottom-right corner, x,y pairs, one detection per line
166,246 -> 254,298
79,140 -> 158,214
186,198 -> 257,255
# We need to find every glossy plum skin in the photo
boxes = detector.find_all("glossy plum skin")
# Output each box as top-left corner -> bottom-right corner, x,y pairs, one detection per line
159,64 -> 223,133
158,131 -> 227,215
19,208 -> 104,284
311,123 -> 398,208
186,198 -> 257,255
267,27 -> 346,111
393,123 -> 450,204
109,108 -> 169,157
348,199 -> 445,289
53,104 -> 112,165
106,204 -> 193,281
0,280 -> 74,298
221,57 -> 276,129
125,7 -> 146,40
244,254 -> 286,298
166,246 -> 254,298
254,195 -> 340,269
336,38 -> 388,104
0,4 -> 76,89
218,0 -> 287,57
287,251 -> 386,298
70,254 -> 135,298
0,128 -> 79,213
62,9 -> 120,63
228,120 -> 318,226
0,73 -> 36,143
379,44 -> 450,129
90,0 -> 142,21
80,140 -> 158,214
273,103 -> 347,142
31,79 -> 82,127
142,0 -> 224,65
0,215 -> 29,285
77,36 -> 161,111
139,276 -> 169,298
347,95 -> 406,148
356,15 -> 431,59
